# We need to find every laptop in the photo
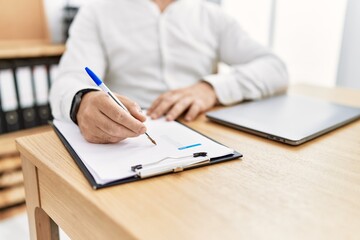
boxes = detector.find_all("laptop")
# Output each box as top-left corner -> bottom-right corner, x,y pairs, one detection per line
206,94 -> 360,145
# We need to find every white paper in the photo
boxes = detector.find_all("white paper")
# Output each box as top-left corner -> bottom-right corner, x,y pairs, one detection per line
54,117 -> 233,185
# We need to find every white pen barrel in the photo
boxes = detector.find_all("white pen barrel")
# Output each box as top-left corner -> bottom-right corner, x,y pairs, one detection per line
99,82 -> 110,93
99,83 -> 129,112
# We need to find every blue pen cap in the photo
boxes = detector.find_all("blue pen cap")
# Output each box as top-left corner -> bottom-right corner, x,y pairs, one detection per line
85,67 -> 103,86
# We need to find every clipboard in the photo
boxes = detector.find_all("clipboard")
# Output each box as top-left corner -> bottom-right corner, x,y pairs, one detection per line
50,121 -> 242,190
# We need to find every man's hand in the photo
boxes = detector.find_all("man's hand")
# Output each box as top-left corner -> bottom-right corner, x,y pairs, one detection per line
77,91 -> 147,144
147,81 -> 217,121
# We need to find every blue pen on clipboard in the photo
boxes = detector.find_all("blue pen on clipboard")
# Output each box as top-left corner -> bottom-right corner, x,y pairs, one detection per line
178,143 -> 202,150
85,67 -> 157,145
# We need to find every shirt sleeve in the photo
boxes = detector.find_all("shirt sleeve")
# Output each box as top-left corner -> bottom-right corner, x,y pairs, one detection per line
203,13 -> 289,105
49,4 -> 105,122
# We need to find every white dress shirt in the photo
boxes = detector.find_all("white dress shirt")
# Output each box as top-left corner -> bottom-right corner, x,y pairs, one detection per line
50,0 -> 288,122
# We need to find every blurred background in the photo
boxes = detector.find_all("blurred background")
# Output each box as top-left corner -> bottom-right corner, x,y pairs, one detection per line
0,0 -> 359,239
44,0 -> 360,88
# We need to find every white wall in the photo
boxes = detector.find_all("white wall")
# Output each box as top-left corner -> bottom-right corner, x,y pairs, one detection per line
222,0 -> 272,47
273,0 -> 347,87
44,0 -> 65,43
223,0 -> 347,87
337,0 -> 360,88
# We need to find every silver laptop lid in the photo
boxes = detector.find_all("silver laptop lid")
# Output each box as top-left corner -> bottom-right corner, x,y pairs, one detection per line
206,95 -> 360,145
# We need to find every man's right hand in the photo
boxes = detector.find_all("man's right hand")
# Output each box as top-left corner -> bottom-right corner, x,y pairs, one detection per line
76,91 -> 147,144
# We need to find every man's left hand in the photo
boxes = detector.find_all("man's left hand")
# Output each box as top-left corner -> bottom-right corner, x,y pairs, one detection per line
147,81 -> 217,121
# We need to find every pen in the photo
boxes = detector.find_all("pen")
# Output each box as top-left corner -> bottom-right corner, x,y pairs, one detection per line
85,67 -> 157,145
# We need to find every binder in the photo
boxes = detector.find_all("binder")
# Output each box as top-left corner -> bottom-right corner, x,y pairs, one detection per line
36,104 -> 52,125
0,69 -> 22,132
0,86 -> 5,134
51,121 -> 242,189
0,63 -> 59,134
16,67 -> 37,129
33,66 -> 52,124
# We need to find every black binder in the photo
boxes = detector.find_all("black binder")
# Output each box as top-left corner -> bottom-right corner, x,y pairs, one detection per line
4,110 -> 21,132
51,122 -> 242,190
0,93 -> 5,134
0,68 -> 23,132
37,104 -> 52,125
17,67 -> 38,129
11,68 -> 24,131
32,66 -> 53,125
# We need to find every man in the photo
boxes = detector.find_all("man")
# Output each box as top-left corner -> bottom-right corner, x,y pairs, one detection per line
50,0 -> 288,144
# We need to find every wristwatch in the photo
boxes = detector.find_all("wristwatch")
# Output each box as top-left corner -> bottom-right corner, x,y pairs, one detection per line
70,89 -> 97,124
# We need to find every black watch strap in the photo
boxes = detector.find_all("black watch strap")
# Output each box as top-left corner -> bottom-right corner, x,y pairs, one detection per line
70,89 -> 98,124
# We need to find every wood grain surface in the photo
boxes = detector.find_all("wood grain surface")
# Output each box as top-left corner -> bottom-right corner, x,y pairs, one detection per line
0,185 -> 25,209
0,43 -> 65,59
0,204 -> 26,221
0,126 -> 51,158
0,156 -> 21,173
16,84 -> 360,240
0,170 -> 23,188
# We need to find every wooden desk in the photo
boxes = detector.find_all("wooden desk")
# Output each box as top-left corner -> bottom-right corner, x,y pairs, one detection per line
16,85 -> 360,240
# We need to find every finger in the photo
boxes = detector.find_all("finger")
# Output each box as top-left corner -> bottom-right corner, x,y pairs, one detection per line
150,94 -> 182,119
98,95 -> 147,134
147,91 -> 178,116
116,95 -> 146,122
96,111 -> 141,139
165,97 -> 193,121
147,95 -> 163,115
185,102 -> 202,121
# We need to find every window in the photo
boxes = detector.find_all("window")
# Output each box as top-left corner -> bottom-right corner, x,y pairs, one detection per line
223,0 -> 347,87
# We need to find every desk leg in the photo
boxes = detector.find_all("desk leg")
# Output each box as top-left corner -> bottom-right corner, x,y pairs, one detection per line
21,156 -> 59,240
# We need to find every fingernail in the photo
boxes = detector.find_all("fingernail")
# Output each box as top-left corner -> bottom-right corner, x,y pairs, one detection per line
151,114 -> 157,119
166,115 -> 172,121
185,117 -> 191,121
